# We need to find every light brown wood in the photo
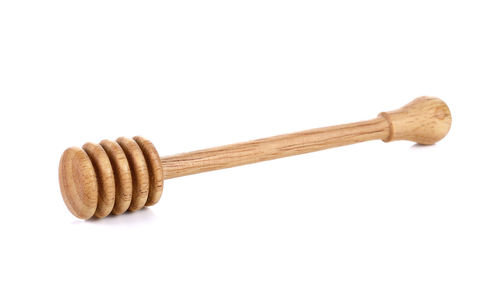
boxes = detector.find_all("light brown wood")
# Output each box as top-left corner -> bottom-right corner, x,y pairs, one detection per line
133,136 -> 164,206
116,137 -> 150,212
58,96 -> 452,219
162,117 -> 389,179
379,96 -> 452,144
100,139 -> 133,215
59,147 -> 98,219
162,96 -> 451,179
82,142 -> 115,218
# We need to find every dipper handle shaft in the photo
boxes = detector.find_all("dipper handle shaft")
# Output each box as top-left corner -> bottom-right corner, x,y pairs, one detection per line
161,96 -> 451,179
162,117 -> 388,179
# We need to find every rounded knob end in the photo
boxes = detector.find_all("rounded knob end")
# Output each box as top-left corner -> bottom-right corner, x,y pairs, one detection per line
379,96 -> 452,145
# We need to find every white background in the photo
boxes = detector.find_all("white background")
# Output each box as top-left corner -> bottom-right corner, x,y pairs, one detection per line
1,1 -> 499,295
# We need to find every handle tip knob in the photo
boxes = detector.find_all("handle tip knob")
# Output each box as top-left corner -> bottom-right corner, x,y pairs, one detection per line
379,96 -> 452,145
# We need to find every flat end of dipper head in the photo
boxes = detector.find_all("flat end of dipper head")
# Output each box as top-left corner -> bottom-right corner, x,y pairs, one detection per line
59,147 -> 98,219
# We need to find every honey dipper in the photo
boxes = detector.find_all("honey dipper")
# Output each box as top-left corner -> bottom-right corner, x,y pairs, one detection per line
59,96 -> 452,219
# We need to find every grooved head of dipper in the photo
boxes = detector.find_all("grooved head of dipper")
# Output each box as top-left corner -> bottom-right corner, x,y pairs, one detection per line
59,137 -> 164,219
379,96 -> 452,145
59,147 -> 99,219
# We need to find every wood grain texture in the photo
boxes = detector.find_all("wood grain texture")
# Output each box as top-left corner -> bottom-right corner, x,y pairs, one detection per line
116,137 -> 150,211
161,96 -> 451,179
162,117 -> 390,179
134,136 -> 164,206
100,139 -> 133,215
82,142 -> 115,218
379,96 -> 452,144
59,147 -> 98,219
58,97 -> 452,219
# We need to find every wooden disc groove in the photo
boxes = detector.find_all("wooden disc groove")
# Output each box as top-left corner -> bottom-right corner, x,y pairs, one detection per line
116,137 -> 149,211
82,142 -> 115,218
133,136 -> 164,206
100,139 -> 133,215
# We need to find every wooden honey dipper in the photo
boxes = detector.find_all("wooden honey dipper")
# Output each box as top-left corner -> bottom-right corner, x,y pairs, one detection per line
59,96 -> 452,219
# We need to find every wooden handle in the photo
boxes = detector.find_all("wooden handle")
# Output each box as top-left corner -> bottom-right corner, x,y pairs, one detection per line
59,96 -> 451,219
162,96 -> 451,179
162,118 -> 388,179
